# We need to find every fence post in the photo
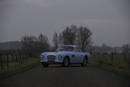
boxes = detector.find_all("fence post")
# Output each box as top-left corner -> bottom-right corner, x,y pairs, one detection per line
0,53 -> 3,71
20,53 -> 22,64
6,53 -> 9,70
110,53 -> 114,65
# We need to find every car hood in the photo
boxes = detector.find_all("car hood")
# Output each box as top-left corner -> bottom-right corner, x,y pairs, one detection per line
41,51 -> 70,56
41,52 -> 57,56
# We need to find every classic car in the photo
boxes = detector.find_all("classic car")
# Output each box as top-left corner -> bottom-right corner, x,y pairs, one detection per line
40,45 -> 90,67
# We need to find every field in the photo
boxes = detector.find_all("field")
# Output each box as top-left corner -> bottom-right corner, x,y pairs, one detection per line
1,53 -> 130,87
0,52 -> 40,79
0,51 -> 130,79
90,53 -> 130,78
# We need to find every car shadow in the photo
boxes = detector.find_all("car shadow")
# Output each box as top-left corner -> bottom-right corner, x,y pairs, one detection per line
41,64 -> 87,68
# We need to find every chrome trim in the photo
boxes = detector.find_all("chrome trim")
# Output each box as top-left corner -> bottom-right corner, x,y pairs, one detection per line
47,55 -> 56,61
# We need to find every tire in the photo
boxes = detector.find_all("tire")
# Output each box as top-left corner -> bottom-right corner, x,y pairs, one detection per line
42,63 -> 48,67
63,57 -> 69,67
81,57 -> 88,67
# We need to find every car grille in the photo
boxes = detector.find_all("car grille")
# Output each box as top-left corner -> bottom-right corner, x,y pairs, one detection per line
47,55 -> 56,62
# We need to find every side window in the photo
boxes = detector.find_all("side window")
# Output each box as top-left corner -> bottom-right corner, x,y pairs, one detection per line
78,49 -> 81,52
74,48 -> 81,52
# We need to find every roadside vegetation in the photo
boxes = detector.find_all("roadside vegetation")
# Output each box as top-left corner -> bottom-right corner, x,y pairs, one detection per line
90,53 -> 130,78
0,24 -> 130,79
0,51 -> 40,80
0,32 -> 50,79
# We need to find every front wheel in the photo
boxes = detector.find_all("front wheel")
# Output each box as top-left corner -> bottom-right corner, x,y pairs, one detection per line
81,58 -> 88,67
63,58 -> 69,67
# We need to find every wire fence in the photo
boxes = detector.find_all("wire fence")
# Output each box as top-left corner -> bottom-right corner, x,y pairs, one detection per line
91,53 -> 130,70
0,50 -> 39,73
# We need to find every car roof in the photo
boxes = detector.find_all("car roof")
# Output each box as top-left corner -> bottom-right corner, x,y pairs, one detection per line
63,45 -> 77,48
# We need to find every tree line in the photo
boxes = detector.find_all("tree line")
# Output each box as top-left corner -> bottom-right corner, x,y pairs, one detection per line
21,24 -> 130,53
0,25 -> 92,72
0,25 -> 130,72
53,25 -> 92,51
21,25 -> 92,54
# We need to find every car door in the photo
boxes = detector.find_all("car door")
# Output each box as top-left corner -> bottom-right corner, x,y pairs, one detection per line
70,51 -> 78,63
79,52 -> 84,63
72,48 -> 83,63
75,52 -> 83,63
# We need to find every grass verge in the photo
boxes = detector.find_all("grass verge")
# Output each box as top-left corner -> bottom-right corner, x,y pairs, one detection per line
95,64 -> 130,79
0,58 -> 40,80
91,54 -> 130,79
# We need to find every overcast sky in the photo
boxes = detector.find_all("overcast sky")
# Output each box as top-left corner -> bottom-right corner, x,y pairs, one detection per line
0,0 -> 129,46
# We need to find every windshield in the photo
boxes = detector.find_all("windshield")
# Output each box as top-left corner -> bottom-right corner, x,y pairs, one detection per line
56,46 -> 74,51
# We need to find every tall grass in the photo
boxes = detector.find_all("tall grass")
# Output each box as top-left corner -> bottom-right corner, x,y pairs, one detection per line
0,51 -> 40,79
90,53 -> 130,78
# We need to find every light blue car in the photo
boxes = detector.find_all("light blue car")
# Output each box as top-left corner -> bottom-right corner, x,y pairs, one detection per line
40,45 -> 90,67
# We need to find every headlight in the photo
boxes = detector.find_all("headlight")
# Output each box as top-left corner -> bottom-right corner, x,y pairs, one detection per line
58,55 -> 62,60
40,55 -> 44,60
40,55 -> 42,58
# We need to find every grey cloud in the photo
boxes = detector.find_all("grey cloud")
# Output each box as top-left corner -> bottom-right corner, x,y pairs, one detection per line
0,0 -> 129,46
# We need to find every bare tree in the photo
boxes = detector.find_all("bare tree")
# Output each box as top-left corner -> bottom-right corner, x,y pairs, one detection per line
38,33 -> 50,52
52,32 -> 58,50
21,35 -> 38,56
60,25 -> 77,45
21,34 -> 50,54
21,35 -> 37,52
77,26 -> 92,51
122,44 -> 130,54
59,33 -> 63,45
58,25 -> 92,52
39,33 -> 48,43
122,44 -> 130,66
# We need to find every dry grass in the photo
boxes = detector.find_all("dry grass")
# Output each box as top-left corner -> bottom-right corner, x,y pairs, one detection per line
0,58 -> 40,80
90,53 -> 130,78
